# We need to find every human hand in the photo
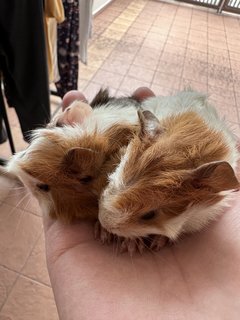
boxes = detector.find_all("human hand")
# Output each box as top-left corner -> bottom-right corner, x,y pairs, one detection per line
50,91 -> 93,127
43,193 -> 240,320
44,89 -> 240,319
50,86 -> 156,127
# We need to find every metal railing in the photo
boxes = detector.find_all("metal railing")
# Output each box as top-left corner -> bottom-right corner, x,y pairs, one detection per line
177,0 -> 240,13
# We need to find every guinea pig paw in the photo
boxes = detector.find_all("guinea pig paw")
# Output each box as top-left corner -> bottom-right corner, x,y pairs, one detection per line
94,221 -> 113,245
119,238 -> 145,256
150,235 -> 168,251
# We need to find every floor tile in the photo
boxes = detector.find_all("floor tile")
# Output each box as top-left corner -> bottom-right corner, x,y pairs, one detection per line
229,51 -> 240,62
0,266 -> 18,309
153,72 -> 181,90
3,185 -> 42,217
179,79 -> 208,93
150,84 -> 176,96
119,76 -> 150,93
22,232 -> 50,286
101,58 -> 130,76
157,59 -> 183,76
186,49 -> 208,63
142,38 -> 166,51
208,86 -> 238,123
208,64 -> 233,90
78,65 -> 97,81
92,69 -> 124,89
0,276 -> 58,320
133,53 -> 160,71
0,203 -> 42,272
127,65 -> 155,83
208,54 -> 231,69
164,43 -> 187,56
0,176 -> 17,203
109,49 -> 136,64
182,58 -> 208,84
84,82 -> 105,102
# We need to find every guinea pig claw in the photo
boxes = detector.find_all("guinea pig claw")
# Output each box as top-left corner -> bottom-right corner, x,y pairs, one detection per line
94,221 -> 101,239
119,239 -> 128,253
119,238 -> 144,256
100,228 -> 113,245
136,240 -> 145,254
94,221 -> 113,244
150,235 -> 167,251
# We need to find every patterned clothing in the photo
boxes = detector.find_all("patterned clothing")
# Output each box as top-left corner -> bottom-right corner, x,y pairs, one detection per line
55,0 -> 79,98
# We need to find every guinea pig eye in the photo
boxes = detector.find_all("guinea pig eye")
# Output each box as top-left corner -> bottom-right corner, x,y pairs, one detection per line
79,176 -> 93,184
141,211 -> 156,221
36,183 -> 50,192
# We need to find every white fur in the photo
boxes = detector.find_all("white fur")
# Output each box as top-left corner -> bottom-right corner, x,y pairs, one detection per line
100,90 -> 240,239
142,91 -> 239,169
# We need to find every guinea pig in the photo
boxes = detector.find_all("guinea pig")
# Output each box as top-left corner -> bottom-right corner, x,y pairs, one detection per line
4,89 -> 142,223
98,90 -> 240,241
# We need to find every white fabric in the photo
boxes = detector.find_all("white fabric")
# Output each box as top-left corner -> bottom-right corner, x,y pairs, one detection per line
79,0 -> 94,64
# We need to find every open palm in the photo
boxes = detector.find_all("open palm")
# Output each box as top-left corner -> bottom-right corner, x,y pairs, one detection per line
44,194 -> 240,320
45,90 -> 240,319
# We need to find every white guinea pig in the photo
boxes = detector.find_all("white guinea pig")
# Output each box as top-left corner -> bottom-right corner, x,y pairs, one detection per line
99,90 -> 240,241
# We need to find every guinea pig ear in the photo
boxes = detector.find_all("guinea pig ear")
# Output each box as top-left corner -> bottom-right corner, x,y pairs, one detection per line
137,110 -> 163,140
90,88 -> 112,108
188,161 -> 239,193
62,147 -> 99,175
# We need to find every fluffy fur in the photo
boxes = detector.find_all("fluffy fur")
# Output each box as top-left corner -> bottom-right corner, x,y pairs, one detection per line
6,91 -> 139,222
99,90 -> 240,240
5,89 -> 239,241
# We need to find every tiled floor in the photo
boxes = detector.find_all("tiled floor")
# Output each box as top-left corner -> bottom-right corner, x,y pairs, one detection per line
0,0 -> 240,318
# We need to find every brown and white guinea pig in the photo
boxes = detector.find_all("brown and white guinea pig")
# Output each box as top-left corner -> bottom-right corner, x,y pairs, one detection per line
98,90 -> 240,240
4,89 -> 142,222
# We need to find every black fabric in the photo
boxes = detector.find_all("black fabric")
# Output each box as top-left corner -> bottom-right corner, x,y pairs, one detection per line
0,0 -> 50,143
56,0 -> 79,98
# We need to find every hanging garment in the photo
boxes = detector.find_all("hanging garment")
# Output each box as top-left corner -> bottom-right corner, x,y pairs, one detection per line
0,0 -> 50,143
79,0 -> 94,64
55,0 -> 79,98
44,0 -> 65,83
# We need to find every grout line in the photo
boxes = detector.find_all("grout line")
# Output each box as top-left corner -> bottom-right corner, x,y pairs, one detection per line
222,10 -> 240,125
206,6 -> 209,95
1,199 -> 42,218
85,1 -> 148,93
0,230 -> 48,311
20,273 -> 51,288
114,1 -> 151,91
0,264 -> 19,312
19,229 -> 44,275
0,217 -> 43,312
149,2 -> 181,93
178,4 -> 193,92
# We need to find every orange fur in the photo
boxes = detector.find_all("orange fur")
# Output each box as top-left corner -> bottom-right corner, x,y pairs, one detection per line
100,111 -> 239,238
18,123 -> 137,222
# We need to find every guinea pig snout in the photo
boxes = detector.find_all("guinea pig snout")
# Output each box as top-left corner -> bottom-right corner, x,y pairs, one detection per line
98,204 -> 126,235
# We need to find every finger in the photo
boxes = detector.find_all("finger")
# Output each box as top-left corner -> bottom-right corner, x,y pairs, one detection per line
132,87 -> 155,102
62,90 -> 88,111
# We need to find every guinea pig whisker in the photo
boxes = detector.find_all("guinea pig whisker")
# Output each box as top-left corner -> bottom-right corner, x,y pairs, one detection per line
6,189 -> 28,197
14,192 -> 31,209
9,186 -> 25,190
111,235 -> 119,258
14,198 -> 31,235
3,192 -> 31,222
138,237 -> 155,256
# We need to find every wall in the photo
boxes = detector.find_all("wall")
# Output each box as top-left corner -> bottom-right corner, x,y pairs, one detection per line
92,0 -> 114,15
